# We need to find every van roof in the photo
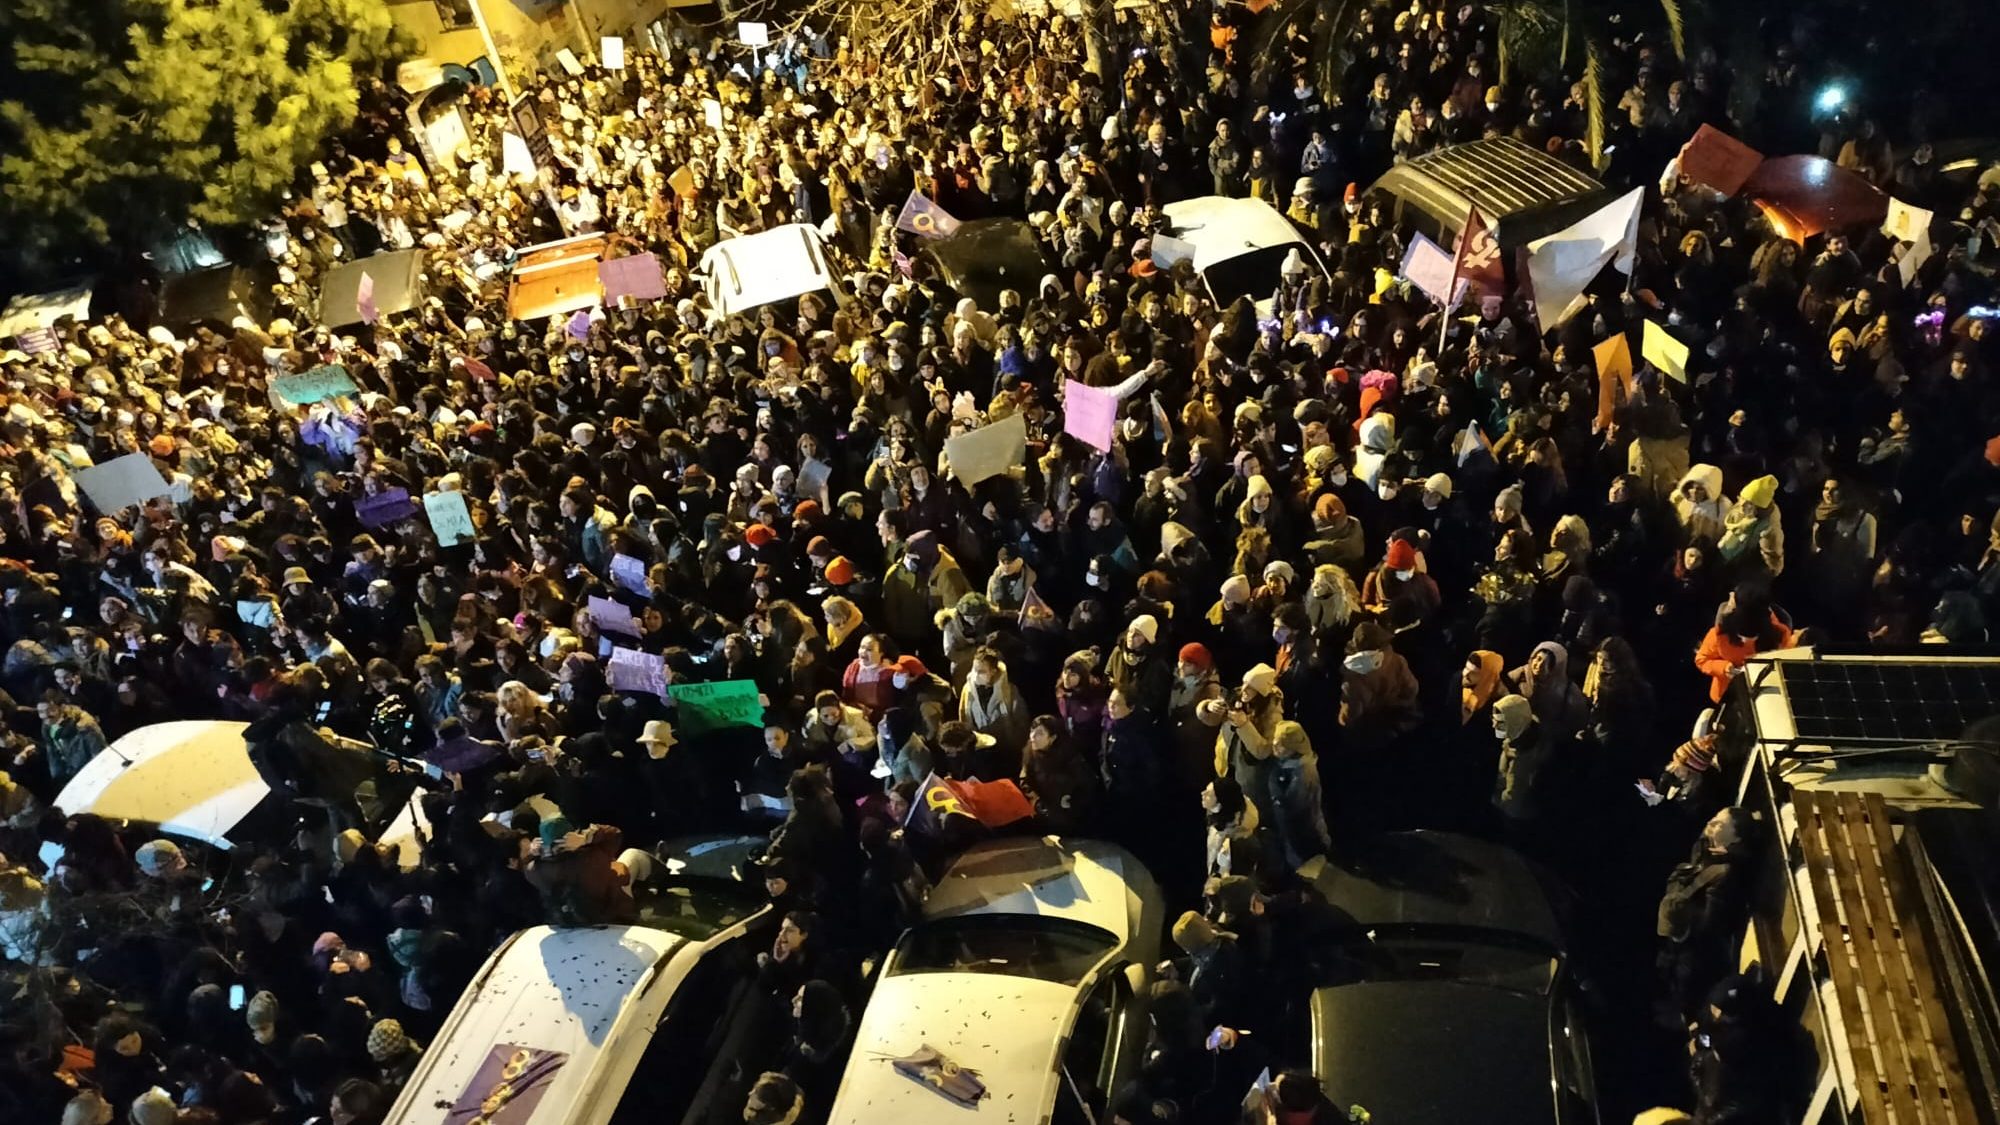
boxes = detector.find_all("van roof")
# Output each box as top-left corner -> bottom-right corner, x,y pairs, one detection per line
385,925 -> 689,1125
1159,196 -> 1307,273
825,971 -> 1078,1124
697,223 -> 836,319
1370,138 -> 1610,246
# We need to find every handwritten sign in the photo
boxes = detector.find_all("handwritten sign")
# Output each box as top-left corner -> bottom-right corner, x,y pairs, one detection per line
607,647 -> 669,698
587,595 -> 640,638
424,489 -> 475,547
354,487 -> 418,529
943,411 -> 1026,486
274,364 -> 359,406
610,554 -> 651,597
668,679 -> 765,736
73,453 -> 172,514
1063,379 -> 1118,451
599,254 -> 667,302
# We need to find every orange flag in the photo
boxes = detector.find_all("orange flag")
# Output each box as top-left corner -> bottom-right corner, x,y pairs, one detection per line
1593,333 -> 1635,429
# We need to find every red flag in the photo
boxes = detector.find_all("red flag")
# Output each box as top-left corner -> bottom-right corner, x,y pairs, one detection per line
1450,206 -> 1505,304
907,772 -> 1035,832
1676,125 -> 1763,197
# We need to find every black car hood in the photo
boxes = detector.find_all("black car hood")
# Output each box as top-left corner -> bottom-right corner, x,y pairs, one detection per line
1312,980 -> 1555,1125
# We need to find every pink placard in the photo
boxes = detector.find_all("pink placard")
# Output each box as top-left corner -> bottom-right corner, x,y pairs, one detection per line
1063,379 -> 1117,452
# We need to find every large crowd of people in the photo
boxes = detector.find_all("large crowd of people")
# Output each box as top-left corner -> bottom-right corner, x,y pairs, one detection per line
3,1 -> 1998,1123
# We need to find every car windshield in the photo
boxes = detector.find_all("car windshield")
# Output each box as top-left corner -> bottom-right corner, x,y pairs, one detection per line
1322,925 -> 1559,996
888,917 -> 1118,987
634,880 -> 765,942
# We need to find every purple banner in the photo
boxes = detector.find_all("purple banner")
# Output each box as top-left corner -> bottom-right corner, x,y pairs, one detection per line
445,1044 -> 567,1125
355,487 -> 418,529
607,646 -> 668,697
586,595 -> 640,638
609,553 -> 650,597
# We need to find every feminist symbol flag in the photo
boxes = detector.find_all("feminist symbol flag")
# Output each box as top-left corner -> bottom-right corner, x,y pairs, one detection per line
1449,206 -> 1505,302
895,191 -> 961,239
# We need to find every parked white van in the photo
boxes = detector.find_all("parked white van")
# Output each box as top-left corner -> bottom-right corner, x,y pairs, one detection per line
698,222 -> 842,320
1160,195 -> 1330,310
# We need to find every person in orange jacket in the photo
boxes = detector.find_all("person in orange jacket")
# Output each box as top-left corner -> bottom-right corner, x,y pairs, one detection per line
1694,584 -> 1796,703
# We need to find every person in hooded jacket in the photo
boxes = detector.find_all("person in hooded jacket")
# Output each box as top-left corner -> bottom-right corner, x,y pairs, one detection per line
1508,641 -> 1589,744
1337,622 -> 1420,751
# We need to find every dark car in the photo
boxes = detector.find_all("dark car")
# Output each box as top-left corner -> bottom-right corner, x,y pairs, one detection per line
917,218 -> 1054,311
1292,831 -> 1600,1125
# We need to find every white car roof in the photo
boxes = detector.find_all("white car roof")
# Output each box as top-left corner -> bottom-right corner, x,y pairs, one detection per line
923,838 -> 1148,945
384,926 -> 690,1125
45,721 -> 256,861
1161,195 -> 1308,273
825,972 -> 1079,1125
698,223 -> 837,319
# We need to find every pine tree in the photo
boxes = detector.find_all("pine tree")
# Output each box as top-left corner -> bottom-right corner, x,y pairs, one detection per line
0,0 -> 404,271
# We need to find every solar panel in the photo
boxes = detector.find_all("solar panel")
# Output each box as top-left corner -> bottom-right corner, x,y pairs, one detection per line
1781,660 -> 2000,744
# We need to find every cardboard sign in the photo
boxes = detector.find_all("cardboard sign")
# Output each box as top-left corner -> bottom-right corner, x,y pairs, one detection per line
610,554 -> 651,597
1641,319 -> 1689,383
274,363 -> 360,406
943,411 -> 1026,486
666,165 -> 696,198
668,679 -> 764,735
1063,379 -> 1118,451
354,487 -> 418,529
797,459 -> 832,506
424,489 -> 475,546
73,453 -> 172,514
587,595 -> 641,638
738,21 -> 770,46
1400,231 -> 1465,308
1898,229 -> 1934,288
600,36 -> 624,69
555,48 -> 584,76
608,647 -> 670,697
599,254 -> 667,302
702,99 -> 724,131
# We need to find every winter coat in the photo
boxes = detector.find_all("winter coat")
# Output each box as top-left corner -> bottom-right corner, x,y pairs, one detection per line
959,669 -> 1030,752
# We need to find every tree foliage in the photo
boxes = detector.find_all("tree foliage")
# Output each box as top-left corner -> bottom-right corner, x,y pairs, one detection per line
0,0 -> 404,269
1489,0 -> 1692,166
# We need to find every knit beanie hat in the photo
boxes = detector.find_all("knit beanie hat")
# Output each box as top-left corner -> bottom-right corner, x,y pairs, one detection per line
1128,614 -> 1158,644
1384,539 -> 1418,571
366,1018 -> 411,1062
129,1088 -> 176,1125
1176,643 -> 1212,669
134,839 -> 185,879
1492,694 -> 1533,741
245,990 -> 280,1042
1171,910 -> 1219,954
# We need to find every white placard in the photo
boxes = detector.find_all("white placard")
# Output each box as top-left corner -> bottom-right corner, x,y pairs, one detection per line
601,36 -> 624,70
738,21 -> 770,46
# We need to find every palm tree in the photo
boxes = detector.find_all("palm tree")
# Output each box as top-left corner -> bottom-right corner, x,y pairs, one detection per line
1490,0 -> 1688,166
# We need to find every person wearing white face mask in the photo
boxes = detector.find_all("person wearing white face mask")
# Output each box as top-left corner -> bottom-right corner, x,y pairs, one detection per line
1338,622 -> 1420,752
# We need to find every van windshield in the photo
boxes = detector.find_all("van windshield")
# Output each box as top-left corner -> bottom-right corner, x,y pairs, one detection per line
1203,245 -> 1299,308
888,917 -> 1117,986
635,880 -> 766,942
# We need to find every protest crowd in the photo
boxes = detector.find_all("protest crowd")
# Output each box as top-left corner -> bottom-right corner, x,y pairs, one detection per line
2,1 -> 1998,1123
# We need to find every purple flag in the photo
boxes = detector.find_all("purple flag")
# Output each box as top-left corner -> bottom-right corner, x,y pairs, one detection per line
598,253 -> 667,302
444,1045 -> 567,1125
894,191 -> 961,239
354,487 -> 417,529
356,272 -> 378,325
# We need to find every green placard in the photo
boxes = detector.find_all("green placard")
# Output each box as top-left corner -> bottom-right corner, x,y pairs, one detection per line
667,679 -> 764,736
274,364 -> 360,406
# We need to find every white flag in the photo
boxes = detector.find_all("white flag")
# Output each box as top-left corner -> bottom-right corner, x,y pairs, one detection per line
1524,187 -> 1645,326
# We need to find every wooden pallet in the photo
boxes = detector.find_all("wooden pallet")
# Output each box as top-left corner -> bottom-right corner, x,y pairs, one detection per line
1794,791 -> 1978,1123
